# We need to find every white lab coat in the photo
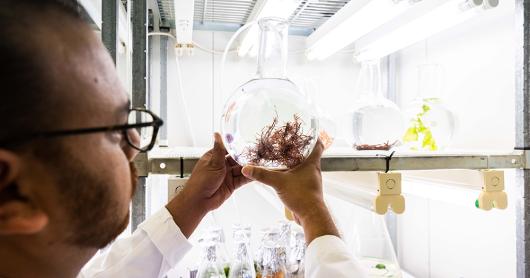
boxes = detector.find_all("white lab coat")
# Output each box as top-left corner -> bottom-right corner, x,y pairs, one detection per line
79,208 -> 367,278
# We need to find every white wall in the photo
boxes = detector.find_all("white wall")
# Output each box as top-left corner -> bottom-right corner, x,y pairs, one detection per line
396,0 -> 515,151
395,0 -> 517,277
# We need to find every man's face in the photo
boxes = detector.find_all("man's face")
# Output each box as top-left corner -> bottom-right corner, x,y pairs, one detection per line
19,18 -> 141,248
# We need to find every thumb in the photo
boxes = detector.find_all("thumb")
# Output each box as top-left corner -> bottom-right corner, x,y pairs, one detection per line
210,133 -> 226,169
241,166 -> 284,189
306,139 -> 325,164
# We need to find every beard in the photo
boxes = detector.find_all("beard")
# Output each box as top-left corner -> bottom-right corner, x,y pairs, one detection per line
55,157 -> 138,249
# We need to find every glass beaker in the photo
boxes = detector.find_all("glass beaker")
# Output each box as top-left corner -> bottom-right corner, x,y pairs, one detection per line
402,64 -> 456,151
221,17 -> 319,169
351,60 -> 403,150
197,240 -> 228,278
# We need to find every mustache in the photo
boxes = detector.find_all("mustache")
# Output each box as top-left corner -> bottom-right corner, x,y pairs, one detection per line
130,162 -> 139,198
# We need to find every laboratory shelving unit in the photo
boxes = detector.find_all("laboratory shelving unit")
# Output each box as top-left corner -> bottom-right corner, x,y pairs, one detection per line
86,0 -> 530,277
139,148 -> 528,177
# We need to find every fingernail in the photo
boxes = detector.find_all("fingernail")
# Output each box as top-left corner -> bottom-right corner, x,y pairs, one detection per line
242,166 -> 253,177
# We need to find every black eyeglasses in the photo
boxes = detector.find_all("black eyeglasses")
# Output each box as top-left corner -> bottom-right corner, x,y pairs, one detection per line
1,108 -> 164,152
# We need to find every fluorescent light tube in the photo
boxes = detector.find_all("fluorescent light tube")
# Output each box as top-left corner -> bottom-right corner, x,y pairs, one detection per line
305,0 -> 412,61
238,0 -> 300,57
355,0 -> 487,61
402,176 -> 481,208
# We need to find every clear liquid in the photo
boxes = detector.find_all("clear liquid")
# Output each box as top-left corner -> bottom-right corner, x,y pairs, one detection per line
359,258 -> 402,278
403,99 -> 456,151
222,78 -> 318,169
352,104 -> 403,146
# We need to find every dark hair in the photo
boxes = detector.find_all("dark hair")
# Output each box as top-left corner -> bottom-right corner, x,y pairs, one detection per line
0,0 -> 84,149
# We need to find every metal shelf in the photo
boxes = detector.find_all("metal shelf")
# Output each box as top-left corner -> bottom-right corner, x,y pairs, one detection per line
134,148 -> 527,177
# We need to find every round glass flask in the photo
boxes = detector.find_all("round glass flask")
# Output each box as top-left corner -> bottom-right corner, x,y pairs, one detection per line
402,64 -> 456,151
221,18 -> 319,169
351,60 -> 403,150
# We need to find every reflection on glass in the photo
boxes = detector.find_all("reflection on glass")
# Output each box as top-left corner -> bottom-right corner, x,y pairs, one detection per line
221,17 -> 318,169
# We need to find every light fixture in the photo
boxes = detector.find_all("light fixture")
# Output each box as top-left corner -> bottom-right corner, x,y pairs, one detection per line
237,0 -> 300,57
354,0 -> 488,61
402,176 -> 481,208
305,0 -> 412,61
173,0 -> 195,45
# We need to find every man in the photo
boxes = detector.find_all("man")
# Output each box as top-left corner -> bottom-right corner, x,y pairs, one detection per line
0,0 -> 366,277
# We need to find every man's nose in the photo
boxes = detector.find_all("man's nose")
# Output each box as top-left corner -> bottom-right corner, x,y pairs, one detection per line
124,128 -> 141,161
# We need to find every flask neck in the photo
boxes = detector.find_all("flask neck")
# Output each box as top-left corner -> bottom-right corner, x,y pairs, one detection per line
256,18 -> 289,79
416,63 -> 443,99
205,244 -> 218,262
235,242 -> 251,260
357,60 -> 384,98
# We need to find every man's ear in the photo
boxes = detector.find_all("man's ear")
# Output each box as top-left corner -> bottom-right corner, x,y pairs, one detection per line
0,149 -> 48,235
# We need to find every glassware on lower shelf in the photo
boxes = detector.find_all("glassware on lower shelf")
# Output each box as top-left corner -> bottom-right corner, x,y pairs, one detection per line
197,241 -> 227,278
228,230 -> 256,278
261,244 -> 287,278
286,230 -> 305,278
209,227 -> 231,275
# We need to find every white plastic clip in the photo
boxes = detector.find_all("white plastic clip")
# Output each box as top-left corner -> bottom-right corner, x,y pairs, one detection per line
374,172 -> 405,215
476,170 -> 508,210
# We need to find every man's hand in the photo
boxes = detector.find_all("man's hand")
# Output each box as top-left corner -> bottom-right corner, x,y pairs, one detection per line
241,140 -> 339,244
166,133 -> 250,237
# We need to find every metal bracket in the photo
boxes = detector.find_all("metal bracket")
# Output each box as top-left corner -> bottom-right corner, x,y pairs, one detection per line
522,149 -> 530,169
142,150 -> 530,177
374,172 -> 406,215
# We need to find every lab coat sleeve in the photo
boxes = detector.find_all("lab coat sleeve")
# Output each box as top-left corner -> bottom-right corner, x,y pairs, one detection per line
79,208 -> 193,278
305,235 -> 368,278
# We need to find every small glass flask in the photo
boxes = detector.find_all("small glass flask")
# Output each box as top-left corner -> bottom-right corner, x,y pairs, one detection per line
208,227 -> 231,276
197,241 -> 227,278
261,243 -> 288,278
351,60 -> 403,150
232,223 -> 252,241
276,221 -> 292,249
402,64 -> 456,151
286,230 -> 305,278
221,17 -> 319,169
255,228 -> 281,278
228,230 -> 256,278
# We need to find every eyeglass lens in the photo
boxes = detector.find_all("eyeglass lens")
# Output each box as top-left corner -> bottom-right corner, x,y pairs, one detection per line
127,110 -> 155,150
